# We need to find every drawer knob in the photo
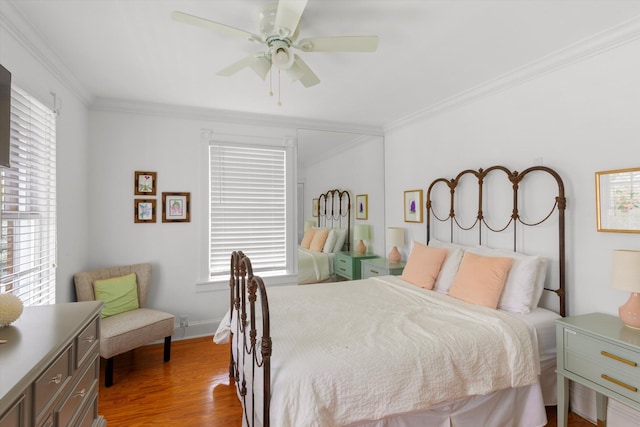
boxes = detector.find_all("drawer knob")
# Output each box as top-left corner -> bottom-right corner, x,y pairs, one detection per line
601,350 -> 637,367
49,373 -> 62,384
74,388 -> 86,398
339,260 -> 346,263
370,269 -> 379,274
601,374 -> 638,392
82,335 -> 95,343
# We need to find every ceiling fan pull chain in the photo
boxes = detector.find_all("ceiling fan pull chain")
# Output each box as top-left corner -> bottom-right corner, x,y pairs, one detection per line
278,69 -> 282,107
269,67 -> 274,97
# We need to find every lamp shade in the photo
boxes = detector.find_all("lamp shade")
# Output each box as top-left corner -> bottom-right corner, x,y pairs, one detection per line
386,227 -> 405,247
353,224 -> 371,241
612,250 -> 640,292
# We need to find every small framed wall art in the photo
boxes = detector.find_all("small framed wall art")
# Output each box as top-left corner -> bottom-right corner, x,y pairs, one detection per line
596,167 -> 640,233
162,192 -> 191,223
404,189 -> 423,223
312,198 -> 319,217
134,199 -> 156,223
356,194 -> 368,220
134,171 -> 157,196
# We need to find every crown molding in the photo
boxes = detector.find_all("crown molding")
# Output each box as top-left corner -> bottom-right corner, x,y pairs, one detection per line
385,15 -> 640,132
0,1 -> 93,106
90,97 -> 384,136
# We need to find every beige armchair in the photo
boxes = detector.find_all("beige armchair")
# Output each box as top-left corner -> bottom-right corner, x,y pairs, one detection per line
74,263 -> 175,387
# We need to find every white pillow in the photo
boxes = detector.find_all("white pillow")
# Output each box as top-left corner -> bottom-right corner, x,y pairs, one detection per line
323,229 -> 338,253
428,239 -> 466,293
468,246 -> 548,314
332,228 -> 348,252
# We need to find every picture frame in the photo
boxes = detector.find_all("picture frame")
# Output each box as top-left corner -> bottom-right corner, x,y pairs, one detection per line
162,192 -> 191,223
404,189 -> 423,223
312,198 -> 319,217
134,199 -> 156,223
596,167 -> 640,233
134,171 -> 157,196
356,194 -> 368,220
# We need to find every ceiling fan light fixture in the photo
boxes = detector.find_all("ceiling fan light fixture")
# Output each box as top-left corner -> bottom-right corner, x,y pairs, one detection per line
271,41 -> 294,70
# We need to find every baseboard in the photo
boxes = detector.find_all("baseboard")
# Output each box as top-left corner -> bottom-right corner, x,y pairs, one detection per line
172,319 -> 220,341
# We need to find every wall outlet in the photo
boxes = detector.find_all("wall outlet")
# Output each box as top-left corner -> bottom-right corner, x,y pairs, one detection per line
179,314 -> 189,328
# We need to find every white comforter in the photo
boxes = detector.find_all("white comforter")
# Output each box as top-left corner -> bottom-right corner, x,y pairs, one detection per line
220,275 -> 540,427
297,247 -> 331,284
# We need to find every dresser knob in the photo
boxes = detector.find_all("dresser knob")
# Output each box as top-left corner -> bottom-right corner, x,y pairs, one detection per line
49,373 -> 62,384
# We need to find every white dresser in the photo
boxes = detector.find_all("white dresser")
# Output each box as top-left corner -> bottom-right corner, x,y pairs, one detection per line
0,301 -> 106,427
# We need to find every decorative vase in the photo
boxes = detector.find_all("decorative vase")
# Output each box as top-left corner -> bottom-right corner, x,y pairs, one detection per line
0,293 -> 23,327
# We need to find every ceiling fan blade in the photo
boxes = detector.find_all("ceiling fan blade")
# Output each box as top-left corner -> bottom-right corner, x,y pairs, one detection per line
217,54 -> 270,79
296,36 -> 379,52
288,55 -> 320,87
172,11 -> 262,43
274,0 -> 308,38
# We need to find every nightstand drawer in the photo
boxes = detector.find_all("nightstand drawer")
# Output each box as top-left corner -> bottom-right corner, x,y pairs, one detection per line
566,350 -> 640,402
565,329 -> 640,381
335,253 -> 354,278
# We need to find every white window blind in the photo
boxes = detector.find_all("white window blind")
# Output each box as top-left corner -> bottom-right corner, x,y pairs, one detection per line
209,143 -> 286,278
0,87 -> 56,306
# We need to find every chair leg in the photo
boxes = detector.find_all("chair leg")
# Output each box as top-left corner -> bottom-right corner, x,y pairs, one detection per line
105,357 -> 114,388
163,336 -> 171,362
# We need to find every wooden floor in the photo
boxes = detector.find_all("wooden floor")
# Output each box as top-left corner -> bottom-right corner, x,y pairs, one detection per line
99,336 -> 595,426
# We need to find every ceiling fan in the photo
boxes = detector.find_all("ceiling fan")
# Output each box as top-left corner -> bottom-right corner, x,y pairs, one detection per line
172,0 -> 379,90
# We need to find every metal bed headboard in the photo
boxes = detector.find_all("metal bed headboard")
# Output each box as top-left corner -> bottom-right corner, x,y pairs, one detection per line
317,188 -> 351,251
425,165 -> 566,316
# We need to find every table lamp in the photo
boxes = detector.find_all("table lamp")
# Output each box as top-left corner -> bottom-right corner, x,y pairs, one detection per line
386,227 -> 405,262
611,249 -> 640,329
353,224 -> 371,254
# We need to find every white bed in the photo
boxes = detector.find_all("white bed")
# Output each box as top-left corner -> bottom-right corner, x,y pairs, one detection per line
216,274 -> 560,427
223,165 -> 567,427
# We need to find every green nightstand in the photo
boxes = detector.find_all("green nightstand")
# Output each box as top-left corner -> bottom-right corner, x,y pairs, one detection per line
556,313 -> 640,427
361,258 -> 406,279
334,251 -> 378,280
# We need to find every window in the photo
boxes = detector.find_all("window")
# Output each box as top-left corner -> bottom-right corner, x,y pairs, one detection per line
0,87 -> 56,306
209,142 -> 286,278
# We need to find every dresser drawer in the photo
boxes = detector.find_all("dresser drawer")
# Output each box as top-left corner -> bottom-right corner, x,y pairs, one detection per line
34,347 -> 72,421
56,356 -> 99,427
76,318 -> 99,369
0,395 -> 23,427
335,254 -> 354,278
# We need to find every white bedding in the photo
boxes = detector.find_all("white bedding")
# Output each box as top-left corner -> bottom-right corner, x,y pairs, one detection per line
297,247 -> 333,284
217,275 -> 549,427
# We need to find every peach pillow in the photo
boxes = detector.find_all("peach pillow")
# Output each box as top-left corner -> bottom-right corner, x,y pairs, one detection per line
401,241 -> 448,289
448,252 -> 513,309
300,229 -> 316,249
310,228 -> 330,252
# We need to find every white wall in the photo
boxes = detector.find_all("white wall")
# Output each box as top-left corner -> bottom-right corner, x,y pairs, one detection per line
87,107 -> 302,336
0,6 -> 91,304
384,34 -> 640,423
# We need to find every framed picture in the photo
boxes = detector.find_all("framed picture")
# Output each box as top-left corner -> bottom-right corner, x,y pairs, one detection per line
356,194 -> 368,220
596,167 -> 640,233
404,189 -> 423,223
134,199 -> 156,223
162,192 -> 191,223
312,198 -> 319,217
135,171 -> 157,196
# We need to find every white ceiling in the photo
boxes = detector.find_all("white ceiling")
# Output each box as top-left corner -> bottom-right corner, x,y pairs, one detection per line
6,0 -> 640,130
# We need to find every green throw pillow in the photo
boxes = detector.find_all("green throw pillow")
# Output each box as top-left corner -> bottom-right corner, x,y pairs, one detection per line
93,273 -> 139,318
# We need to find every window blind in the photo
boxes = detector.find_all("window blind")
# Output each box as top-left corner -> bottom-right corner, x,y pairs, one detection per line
209,143 -> 286,278
0,87 -> 56,306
